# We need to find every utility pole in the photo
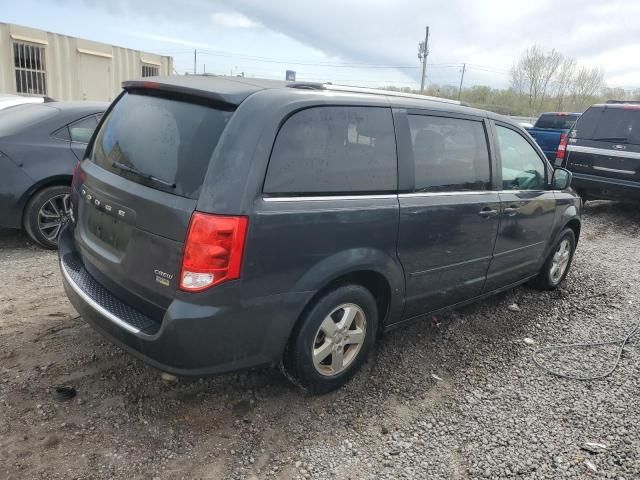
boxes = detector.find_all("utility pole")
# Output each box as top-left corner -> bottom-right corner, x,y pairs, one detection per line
458,63 -> 466,100
193,49 -> 197,75
418,26 -> 430,93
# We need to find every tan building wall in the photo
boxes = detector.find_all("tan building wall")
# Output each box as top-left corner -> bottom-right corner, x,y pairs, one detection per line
0,23 -> 173,102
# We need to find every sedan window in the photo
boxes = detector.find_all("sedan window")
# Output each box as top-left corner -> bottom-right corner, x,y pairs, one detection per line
69,115 -> 98,144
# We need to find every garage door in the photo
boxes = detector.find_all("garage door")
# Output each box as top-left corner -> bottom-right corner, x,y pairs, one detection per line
79,53 -> 111,101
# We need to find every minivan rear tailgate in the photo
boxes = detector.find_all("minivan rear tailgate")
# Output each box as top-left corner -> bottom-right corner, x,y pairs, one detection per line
73,161 -> 194,320
567,139 -> 640,182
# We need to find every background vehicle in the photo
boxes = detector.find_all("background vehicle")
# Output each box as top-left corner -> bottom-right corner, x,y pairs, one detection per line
526,112 -> 580,160
0,93 -> 54,111
558,102 -> 640,201
58,77 -> 580,393
0,101 -> 107,247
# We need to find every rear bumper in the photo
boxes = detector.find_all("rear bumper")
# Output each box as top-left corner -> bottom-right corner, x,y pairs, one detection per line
58,227 -> 311,376
572,172 -> 640,201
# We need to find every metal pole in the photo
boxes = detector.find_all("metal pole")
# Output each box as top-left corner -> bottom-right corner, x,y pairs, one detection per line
193,49 -> 196,75
419,26 -> 429,93
458,63 -> 466,100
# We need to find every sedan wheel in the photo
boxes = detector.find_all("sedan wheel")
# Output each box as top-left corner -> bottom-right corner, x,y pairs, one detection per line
37,193 -> 71,243
24,185 -> 73,249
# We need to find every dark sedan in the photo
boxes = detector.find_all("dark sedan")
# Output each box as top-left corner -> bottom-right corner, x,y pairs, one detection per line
0,101 -> 107,248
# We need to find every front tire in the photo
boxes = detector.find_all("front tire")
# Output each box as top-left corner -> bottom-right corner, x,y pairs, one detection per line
282,284 -> 378,394
23,185 -> 72,249
533,228 -> 576,290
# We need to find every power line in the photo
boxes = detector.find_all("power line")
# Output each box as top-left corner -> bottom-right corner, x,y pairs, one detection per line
197,49 -> 420,69
162,47 -> 518,79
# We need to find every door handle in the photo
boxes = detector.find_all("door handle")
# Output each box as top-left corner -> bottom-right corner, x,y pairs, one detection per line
478,207 -> 499,218
503,206 -> 519,216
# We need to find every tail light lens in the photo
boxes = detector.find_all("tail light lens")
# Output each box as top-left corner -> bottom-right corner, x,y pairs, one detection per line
71,162 -> 86,189
556,133 -> 568,165
180,213 -> 249,292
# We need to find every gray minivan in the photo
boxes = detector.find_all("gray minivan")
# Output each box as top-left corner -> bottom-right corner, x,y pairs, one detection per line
58,76 -> 581,393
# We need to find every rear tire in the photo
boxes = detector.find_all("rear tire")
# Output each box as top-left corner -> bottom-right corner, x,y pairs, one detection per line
532,228 -> 576,290
23,185 -> 72,249
282,284 -> 378,394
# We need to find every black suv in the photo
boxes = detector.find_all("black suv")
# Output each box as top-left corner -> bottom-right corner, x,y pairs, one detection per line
59,76 -> 581,393
557,101 -> 640,201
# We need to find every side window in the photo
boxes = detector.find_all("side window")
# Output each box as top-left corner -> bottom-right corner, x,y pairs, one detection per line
52,126 -> 70,141
408,115 -> 490,192
264,106 -> 397,194
69,115 -> 98,144
496,126 -> 546,190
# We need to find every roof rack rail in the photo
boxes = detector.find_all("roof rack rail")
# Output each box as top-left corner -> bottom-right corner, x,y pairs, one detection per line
287,82 -> 326,90
286,82 -> 461,105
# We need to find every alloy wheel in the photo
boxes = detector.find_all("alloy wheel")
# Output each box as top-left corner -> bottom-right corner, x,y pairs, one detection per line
312,303 -> 367,377
37,193 -> 71,242
549,238 -> 571,284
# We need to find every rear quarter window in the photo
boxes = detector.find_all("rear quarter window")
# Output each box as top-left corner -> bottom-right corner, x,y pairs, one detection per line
263,106 -> 397,195
69,115 -> 98,143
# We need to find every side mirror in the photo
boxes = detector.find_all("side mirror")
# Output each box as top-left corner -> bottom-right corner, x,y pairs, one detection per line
551,167 -> 572,190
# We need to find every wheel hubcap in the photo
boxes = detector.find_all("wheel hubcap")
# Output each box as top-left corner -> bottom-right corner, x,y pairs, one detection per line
312,303 -> 366,377
38,193 -> 71,242
549,239 -> 571,284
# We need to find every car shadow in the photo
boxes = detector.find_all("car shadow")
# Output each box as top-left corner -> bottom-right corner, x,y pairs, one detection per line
0,228 -> 38,250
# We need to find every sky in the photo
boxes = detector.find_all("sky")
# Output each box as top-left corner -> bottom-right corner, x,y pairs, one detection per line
2,0 -> 640,91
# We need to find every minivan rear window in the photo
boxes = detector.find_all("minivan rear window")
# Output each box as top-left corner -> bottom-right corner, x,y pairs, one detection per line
264,106 -> 397,195
574,106 -> 640,145
90,92 -> 233,199
534,113 -> 579,130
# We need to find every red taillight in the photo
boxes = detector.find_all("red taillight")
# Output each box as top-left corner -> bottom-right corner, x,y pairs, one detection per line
556,133 -> 568,163
180,212 -> 249,292
71,162 -> 86,189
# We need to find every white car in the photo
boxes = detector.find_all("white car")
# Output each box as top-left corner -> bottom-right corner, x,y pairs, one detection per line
0,94 -> 51,111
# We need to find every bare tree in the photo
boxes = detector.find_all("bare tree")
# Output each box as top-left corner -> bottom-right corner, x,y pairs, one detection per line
553,57 -> 576,110
568,66 -> 604,110
511,45 -> 562,115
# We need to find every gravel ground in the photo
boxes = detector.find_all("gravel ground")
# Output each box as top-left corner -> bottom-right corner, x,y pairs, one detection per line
1,201 -> 639,480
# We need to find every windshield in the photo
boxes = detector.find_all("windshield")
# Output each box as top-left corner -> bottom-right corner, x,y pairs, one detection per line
90,91 -> 233,199
534,113 -> 579,130
574,106 -> 640,144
